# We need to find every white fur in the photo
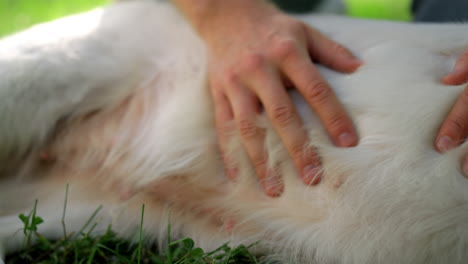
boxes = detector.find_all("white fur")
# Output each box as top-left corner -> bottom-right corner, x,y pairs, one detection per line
0,1 -> 468,263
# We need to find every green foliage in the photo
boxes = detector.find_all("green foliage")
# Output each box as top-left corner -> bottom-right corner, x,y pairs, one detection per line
0,0 -> 110,37
7,199 -> 262,263
18,199 -> 44,248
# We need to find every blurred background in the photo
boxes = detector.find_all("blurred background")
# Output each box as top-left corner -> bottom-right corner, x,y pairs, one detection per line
0,0 -> 412,37
0,0 -> 109,36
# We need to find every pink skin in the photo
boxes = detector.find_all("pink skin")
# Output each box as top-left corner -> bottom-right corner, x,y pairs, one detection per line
436,50 -> 468,178
172,0 -> 361,197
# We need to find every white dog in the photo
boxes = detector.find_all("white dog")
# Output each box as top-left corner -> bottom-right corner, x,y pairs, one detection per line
0,1 -> 468,263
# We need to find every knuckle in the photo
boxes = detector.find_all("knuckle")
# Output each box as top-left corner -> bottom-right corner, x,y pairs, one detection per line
305,81 -> 331,105
223,70 -> 240,86
217,122 -> 234,139
238,119 -> 258,139
271,38 -> 298,61
326,114 -> 348,133
448,115 -> 466,134
271,104 -> 295,127
252,156 -> 268,171
241,53 -> 264,73
321,42 -> 349,69
289,141 -> 305,160
286,20 -> 304,34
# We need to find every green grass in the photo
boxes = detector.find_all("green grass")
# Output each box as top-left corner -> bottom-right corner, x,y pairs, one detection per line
0,0 -> 110,37
6,200 -> 264,264
6,186 -> 263,263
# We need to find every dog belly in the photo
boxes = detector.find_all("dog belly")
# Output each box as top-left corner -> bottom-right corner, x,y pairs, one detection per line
1,1 -> 468,263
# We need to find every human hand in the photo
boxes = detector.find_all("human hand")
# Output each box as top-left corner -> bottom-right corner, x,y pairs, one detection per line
204,1 -> 361,196
436,50 -> 468,175
176,0 -> 361,196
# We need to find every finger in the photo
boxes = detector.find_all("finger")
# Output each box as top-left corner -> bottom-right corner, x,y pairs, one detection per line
462,154 -> 468,179
435,86 -> 468,152
211,87 -> 237,179
443,50 -> 468,85
226,80 -> 284,196
276,40 -> 359,149
305,27 -> 362,73
244,60 -> 323,185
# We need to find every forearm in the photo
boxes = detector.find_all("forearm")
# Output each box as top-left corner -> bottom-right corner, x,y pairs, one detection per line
171,0 -> 278,38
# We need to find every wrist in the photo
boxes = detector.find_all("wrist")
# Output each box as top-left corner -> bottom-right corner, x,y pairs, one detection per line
172,0 -> 278,38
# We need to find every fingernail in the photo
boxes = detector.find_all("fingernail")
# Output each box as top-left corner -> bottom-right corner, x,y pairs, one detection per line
338,132 -> 356,147
462,158 -> 468,179
344,58 -> 363,72
302,164 -> 322,185
263,169 -> 283,197
436,136 -> 457,152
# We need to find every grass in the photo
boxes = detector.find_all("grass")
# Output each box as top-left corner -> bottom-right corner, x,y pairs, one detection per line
6,187 -> 263,263
0,0 -> 110,37
6,196 -> 263,264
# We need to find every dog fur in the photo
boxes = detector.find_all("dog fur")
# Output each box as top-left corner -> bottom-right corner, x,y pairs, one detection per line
0,1 -> 468,263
